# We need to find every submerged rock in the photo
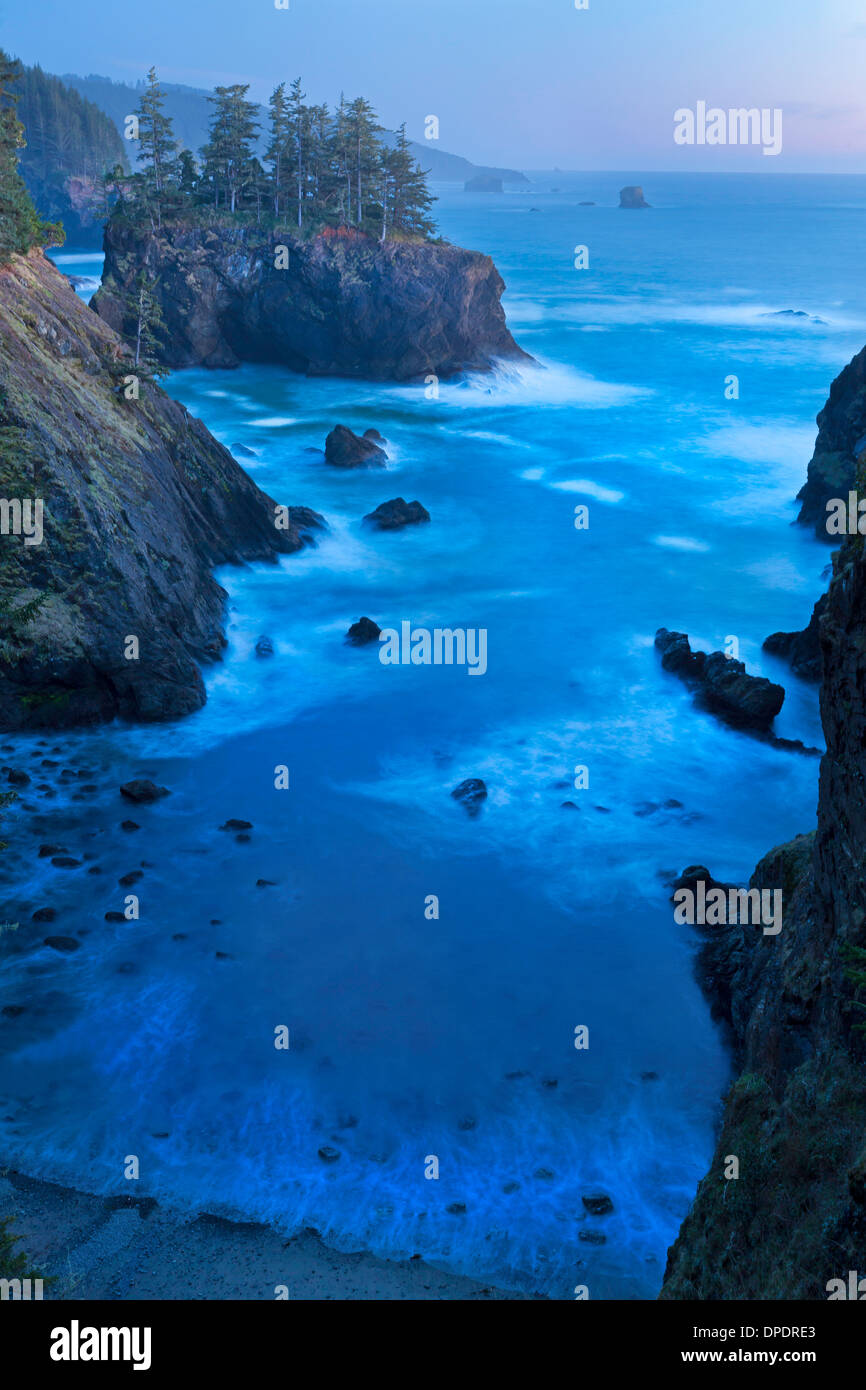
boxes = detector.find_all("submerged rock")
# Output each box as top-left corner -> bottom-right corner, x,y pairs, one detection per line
581,1192 -> 614,1216
363,498 -> 430,530
451,778 -> 488,816
346,617 -> 382,646
120,779 -> 170,804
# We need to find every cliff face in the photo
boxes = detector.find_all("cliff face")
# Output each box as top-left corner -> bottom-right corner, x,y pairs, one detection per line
92,220 -> 530,380
797,344 -> 866,535
661,363 -> 866,1301
0,249 -> 305,730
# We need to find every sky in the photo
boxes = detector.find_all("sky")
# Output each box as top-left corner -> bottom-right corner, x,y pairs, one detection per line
2,0 -> 866,172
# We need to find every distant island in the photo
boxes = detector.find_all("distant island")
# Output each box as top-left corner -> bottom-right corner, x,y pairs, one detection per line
91,71 -> 529,380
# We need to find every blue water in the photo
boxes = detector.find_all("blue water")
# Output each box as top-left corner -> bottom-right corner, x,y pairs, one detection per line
4,173 -> 864,1298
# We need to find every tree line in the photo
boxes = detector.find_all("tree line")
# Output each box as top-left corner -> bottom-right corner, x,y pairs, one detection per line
124,69 -> 437,241
0,51 -> 63,261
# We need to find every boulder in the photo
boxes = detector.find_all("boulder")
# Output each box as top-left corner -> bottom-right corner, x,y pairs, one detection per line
451,778 -> 488,816
119,779 -> 170,803
346,617 -> 382,646
363,498 -> 430,531
655,629 -> 784,731
324,425 -> 388,468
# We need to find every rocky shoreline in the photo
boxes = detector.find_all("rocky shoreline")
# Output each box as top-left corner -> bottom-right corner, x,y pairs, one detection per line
0,249 -> 320,730
660,347 -> 866,1300
92,219 -> 531,381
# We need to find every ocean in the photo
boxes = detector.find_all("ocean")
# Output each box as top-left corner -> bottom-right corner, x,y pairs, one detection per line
3,171 -> 863,1298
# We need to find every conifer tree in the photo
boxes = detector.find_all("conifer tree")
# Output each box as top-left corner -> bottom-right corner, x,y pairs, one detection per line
135,67 -> 175,197
265,82 -> 290,217
0,50 -> 61,260
201,85 -> 260,212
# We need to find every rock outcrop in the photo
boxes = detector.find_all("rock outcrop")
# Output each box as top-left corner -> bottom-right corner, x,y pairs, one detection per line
619,185 -> 650,209
661,356 -> 866,1300
655,629 -> 785,731
324,426 -> 387,468
796,343 -> 866,535
363,498 -> 430,530
763,593 -> 826,683
0,249 -> 313,729
92,219 -> 531,381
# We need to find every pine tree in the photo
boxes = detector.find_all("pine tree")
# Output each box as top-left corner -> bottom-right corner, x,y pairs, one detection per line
135,67 -> 176,199
201,85 -> 260,212
0,50 -> 62,261
386,124 -> 436,239
346,96 -> 381,227
265,82 -> 290,217
287,77 -> 307,230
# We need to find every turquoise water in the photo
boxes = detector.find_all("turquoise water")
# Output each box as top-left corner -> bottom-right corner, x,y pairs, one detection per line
3,173 -> 863,1298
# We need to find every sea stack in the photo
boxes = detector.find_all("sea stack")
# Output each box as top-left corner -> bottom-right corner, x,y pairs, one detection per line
619,185 -> 650,208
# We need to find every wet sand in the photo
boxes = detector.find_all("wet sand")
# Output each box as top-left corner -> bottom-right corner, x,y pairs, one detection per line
0,1169 -> 526,1300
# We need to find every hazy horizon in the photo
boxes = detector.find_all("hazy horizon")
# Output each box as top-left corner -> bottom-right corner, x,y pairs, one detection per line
1,0 -> 864,175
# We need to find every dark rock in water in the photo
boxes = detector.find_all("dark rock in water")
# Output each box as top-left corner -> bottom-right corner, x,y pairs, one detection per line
534,1167 -> 555,1180
655,629 -> 785,731
105,911 -> 125,922
318,1145 -> 340,1163
578,201 -> 596,206
671,865 -> 733,899
7,768 -> 30,785
560,800 -> 578,810
763,594 -> 825,683
796,343 -> 866,535
119,870 -> 142,887
579,1229 -> 607,1245
44,935 -> 80,953
2,1005 -> 25,1018
255,635 -> 274,658
363,497 -> 430,530
0,251 -> 301,732
640,1071 -> 659,1081
346,617 -> 382,646
446,1202 -> 467,1214
93,222 -> 531,381
120,779 -> 170,803
465,174 -> 503,193
502,1181 -> 520,1194
619,185 -> 650,208
120,820 -> 140,832
231,441 -> 256,457
581,1192 -> 614,1216
325,425 -> 388,468
287,506 -> 327,545
38,844 -> 66,857
256,878 -> 276,888
51,856 -> 80,868
32,907 -> 56,922
451,778 -> 488,816
220,819 -> 253,831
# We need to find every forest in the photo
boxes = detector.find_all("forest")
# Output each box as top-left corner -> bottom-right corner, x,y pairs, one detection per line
118,69 -> 438,242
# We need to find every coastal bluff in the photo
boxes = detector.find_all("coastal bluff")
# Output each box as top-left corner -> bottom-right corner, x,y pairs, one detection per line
0,249 -> 306,730
92,220 -> 531,381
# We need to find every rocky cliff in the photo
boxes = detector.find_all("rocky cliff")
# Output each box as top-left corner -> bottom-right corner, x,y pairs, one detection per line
0,249 -> 307,729
660,360 -> 866,1301
92,219 -> 530,380
797,343 -> 866,535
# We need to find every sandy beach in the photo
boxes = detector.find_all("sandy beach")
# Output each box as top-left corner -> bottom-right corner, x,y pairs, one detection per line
0,1169 -> 526,1300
